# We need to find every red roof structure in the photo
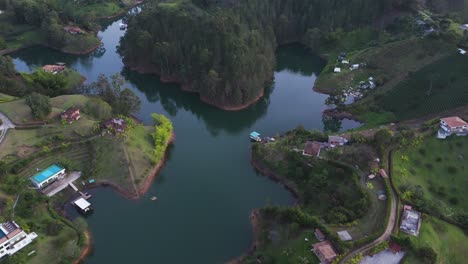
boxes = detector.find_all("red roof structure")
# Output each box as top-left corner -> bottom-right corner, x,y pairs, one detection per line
42,65 -> 65,73
100,118 -> 126,135
303,141 -> 321,157
60,107 -> 81,124
311,240 -> 338,264
440,117 -> 468,129
389,241 -> 402,253
63,26 -> 84,34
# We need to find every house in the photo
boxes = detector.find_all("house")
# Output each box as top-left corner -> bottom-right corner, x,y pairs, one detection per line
458,48 -> 467,55
349,64 -> 360,70
389,241 -> 402,253
337,230 -> 352,241
400,205 -> 422,237
100,118 -> 127,135
60,107 -> 81,124
41,65 -> 65,74
314,228 -> 326,242
459,24 -> 468,31
341,60 -> 350,64
30,164 -> 66,189
379,168 -> 388,178
334,67 -> 341,73
249,131 -> 261,142
0,221 -> 37,259
303,141 -> 321,157
437,116 -> 468,139
328,136 -> 348,147
63,26 -> 84,34
311,240 -> 338,264
73,198 -> 92,214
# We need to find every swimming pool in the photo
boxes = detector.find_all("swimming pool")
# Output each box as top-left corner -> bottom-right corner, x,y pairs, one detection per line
31,164 -> 64,184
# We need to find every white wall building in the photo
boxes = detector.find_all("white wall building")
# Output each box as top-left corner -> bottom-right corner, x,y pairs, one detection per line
0,221 -> 37,258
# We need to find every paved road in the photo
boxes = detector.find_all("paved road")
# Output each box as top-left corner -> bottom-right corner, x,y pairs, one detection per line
0,112 -> 15,145
339,154 -> 397,263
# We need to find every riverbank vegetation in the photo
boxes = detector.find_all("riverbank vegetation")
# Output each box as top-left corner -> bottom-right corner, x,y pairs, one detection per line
119,0 -> 404,109
245,127 -> 393,261
0,0 -> 140,55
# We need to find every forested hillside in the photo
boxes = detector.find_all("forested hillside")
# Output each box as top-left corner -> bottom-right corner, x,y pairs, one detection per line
119,0 -> 404,109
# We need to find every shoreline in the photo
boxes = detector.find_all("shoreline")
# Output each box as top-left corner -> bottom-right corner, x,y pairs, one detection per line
226,209 -> 261,264
71,132 -> 174,262
72,231 -> 91,264
123,59 -> 266,111
0,41 -> 101,57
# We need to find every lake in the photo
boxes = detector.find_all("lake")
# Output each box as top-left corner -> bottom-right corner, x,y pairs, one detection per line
11,11 -> 360,264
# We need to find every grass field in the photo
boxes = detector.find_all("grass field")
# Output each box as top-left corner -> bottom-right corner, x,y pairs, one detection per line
373,54 -> 468,121
401,217 -> 468,264
124,125 -> 156,185
393,136 -> 468,215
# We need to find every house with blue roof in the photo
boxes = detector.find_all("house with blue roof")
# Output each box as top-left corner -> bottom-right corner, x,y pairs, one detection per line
29,164 -> 66,189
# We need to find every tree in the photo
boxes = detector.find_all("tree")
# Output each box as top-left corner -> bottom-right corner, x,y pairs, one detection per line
25,92 -> 51,120
90,74 -> 141,116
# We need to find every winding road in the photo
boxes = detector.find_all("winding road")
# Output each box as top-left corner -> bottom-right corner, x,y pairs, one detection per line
0,112 -> 15,145
339,153 -> 398,263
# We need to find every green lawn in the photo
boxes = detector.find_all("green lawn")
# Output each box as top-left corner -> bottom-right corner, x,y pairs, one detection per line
393,136 -> 468,215
402,217 -> 468,264
124,125 -> 157,185
373,54 -> 468,121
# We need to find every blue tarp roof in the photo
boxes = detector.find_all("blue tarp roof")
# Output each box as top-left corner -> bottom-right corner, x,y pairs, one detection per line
250,132 -> 260,137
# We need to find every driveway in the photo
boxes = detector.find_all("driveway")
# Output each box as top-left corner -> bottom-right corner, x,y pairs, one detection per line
0,112 -> 15,145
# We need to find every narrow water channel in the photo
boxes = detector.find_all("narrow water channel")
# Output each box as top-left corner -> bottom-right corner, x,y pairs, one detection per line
11,11 -> 360,263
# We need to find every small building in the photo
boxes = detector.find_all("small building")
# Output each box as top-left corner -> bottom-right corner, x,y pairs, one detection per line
334,67 -> 341,73
437,116 -> 468,139
0,221 -> 38,259
328,135 -> 348,147
60,107 -> 81,124
459,24 -> 468,31
311,240 -> 338,264
400,206 -> 422,237
379,169 -> 388,178
41,65 -> 65,74
30,164 -> 66,189
337,230 -> 352,241
368,174 -> 376,180
250,131 -> 261,142
63,26 -> 84,34
100,118 -> 127,135
349,64 -> 360,70
303,141 -> 321,157
389,241 -> 402,253
458,48 -> 467,55
342,60 -> 350,64
73,198 -> 92,214
314,228 -> 326,242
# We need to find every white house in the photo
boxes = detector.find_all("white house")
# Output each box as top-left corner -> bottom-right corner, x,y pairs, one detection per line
334,67 -> 341,73
341,60 -> 350,64
349,64 -> 360,70
400,205 -> 422,237
73,198 -> 92,214
0,221 -> 37,258
458,48 -> 467,55
328,136 -> 348,148
437,116 -> 468,139
30,164 -> 66,189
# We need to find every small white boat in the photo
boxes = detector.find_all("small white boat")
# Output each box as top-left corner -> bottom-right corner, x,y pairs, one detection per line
150,196 -> 158,201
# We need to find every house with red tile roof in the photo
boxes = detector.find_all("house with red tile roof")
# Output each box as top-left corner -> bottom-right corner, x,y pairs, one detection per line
438,116 -> 468,139
303,141 -> 321,157
311,240 -> 338,264
60,107 -> 81,124
42,65 -> 65,74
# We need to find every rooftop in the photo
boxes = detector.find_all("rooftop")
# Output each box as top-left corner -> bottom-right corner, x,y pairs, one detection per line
441,117 -> 468,128
312,240 -> 337,262
400,208 -> 421,236
31,164 -> 64,184
304,141 -> 321,156
73,198 -> 91,210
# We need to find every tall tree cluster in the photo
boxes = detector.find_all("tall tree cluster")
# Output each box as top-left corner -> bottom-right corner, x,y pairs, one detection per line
119,0 -> 400,108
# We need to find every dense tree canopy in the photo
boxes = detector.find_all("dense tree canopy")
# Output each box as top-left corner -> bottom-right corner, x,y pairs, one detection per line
119,0 -> 402,108
25,92 -> 51,120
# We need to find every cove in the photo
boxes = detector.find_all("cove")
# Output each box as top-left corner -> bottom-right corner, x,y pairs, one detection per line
11,13 -> 360,264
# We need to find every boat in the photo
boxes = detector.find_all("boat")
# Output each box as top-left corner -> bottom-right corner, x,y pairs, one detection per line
150,196 -> 158,201
250,131 -> 262,142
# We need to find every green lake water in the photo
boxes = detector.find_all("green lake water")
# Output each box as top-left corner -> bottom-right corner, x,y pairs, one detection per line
12,11 -> 360,264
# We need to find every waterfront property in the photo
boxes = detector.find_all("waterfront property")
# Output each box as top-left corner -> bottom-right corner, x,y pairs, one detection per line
100,118 -> 127,135
41,65 -> 65,74
400,205 -> 422,237
60,107 -> 81,124
29,164 -> 66,189
0,221 -> 37,259
437,116 -> 468,139
73,197 -> 92,214
311,240 -> 338,264
249,131 -> 261,142
303,141 -> 321,157
328,135 -> 348,148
